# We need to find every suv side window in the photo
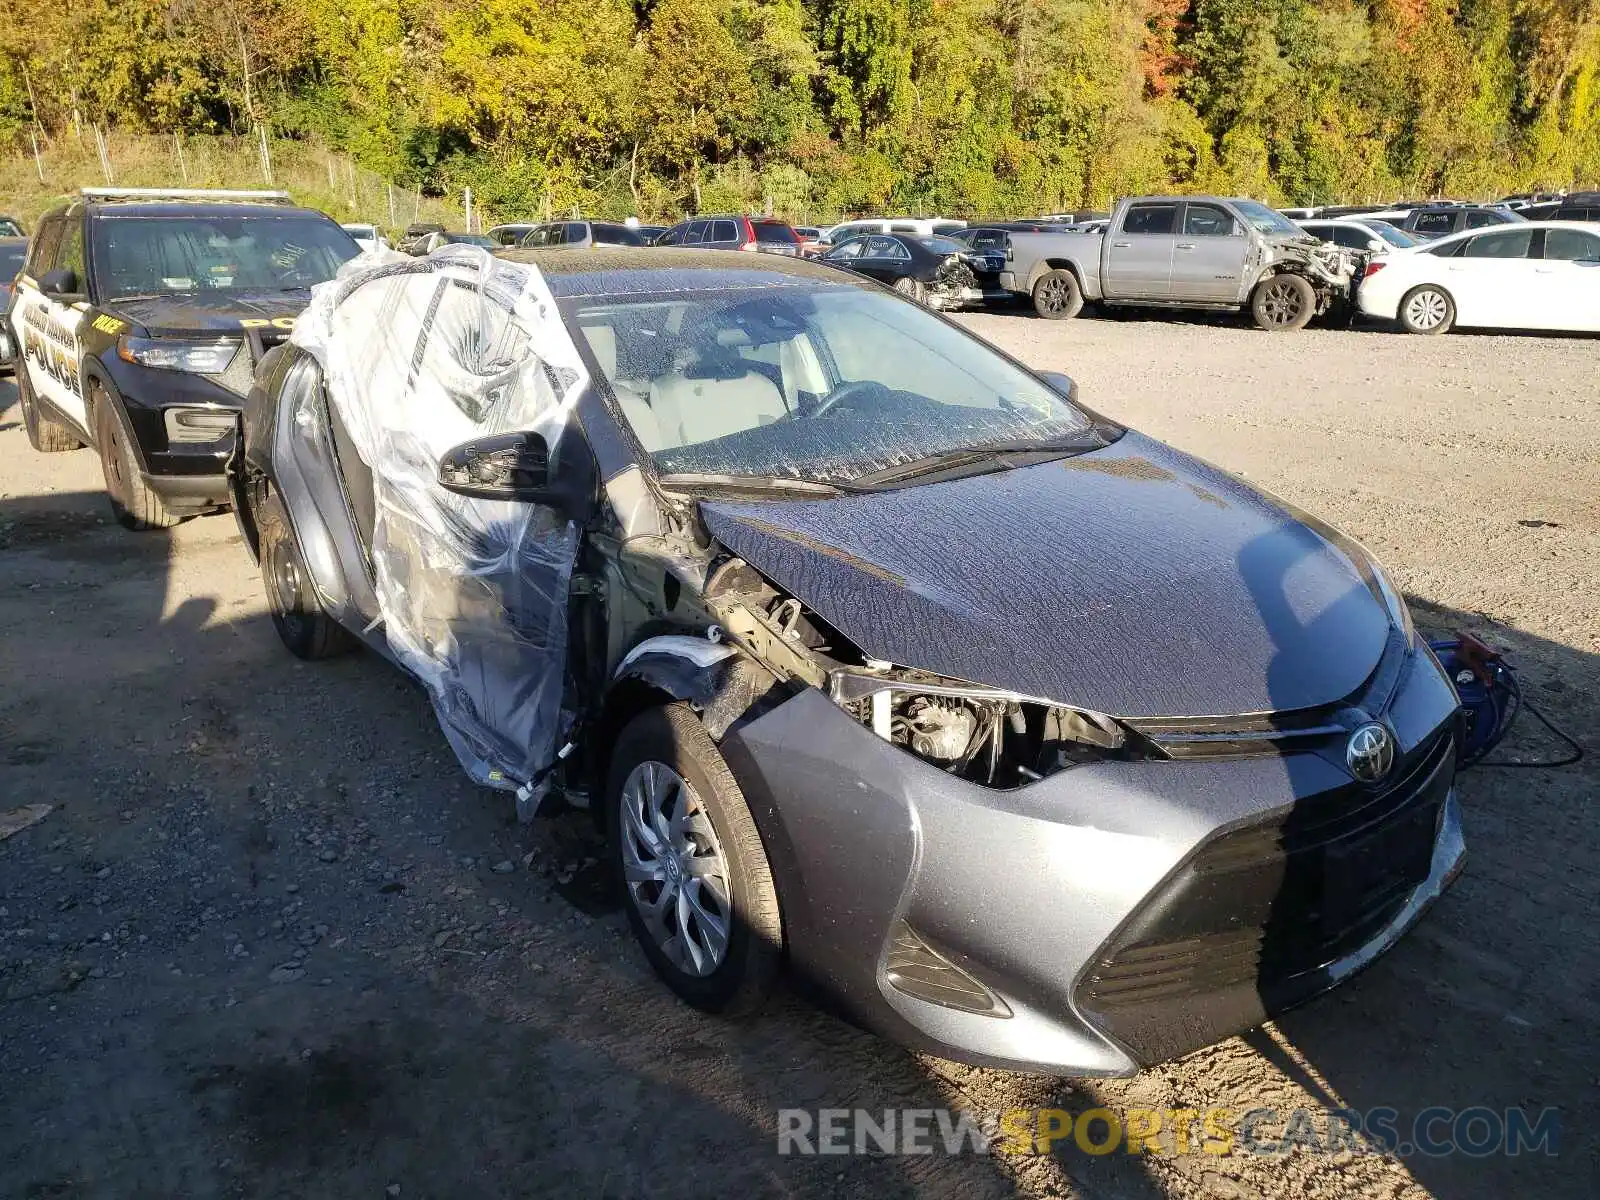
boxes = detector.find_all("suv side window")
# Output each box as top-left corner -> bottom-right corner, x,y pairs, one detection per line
683,221 -> 709,245
656,224 -> 685,246
566,222 -> 587,243
1181,204 -> 1234,237
28,215 -> 65,277
1123,204 -> 1178,235
59,216 -> 86,289
711,219 -> 739,243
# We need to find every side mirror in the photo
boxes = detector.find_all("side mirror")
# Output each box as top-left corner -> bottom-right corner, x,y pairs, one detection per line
438,431 -> 558,504
1036,370 -> 1079,406
39,267 -> 82,300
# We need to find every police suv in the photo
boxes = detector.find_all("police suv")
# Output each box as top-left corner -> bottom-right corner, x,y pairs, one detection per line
7,188 -> 359,529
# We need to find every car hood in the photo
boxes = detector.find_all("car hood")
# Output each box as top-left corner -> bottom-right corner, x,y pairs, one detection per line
104,290 -> 310,336
699,432 -> 1393,718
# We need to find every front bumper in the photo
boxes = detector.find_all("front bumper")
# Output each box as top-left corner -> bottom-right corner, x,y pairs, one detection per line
720,645 -> 1465,1076
101,356 -> 250,510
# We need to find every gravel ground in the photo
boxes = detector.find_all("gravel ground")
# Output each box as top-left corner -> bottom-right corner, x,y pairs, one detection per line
1,311 -> 1595,1200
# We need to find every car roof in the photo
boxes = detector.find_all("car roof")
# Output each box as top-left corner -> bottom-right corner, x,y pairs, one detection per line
495,246 -> 853,296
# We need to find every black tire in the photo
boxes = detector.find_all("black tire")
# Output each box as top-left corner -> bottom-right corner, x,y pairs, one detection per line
607,703 -> 782,1016
1032,269 -> 1084,320
891,276 -> 926,304
1250,273 -> 1317,331
256,491 -> 355,660
17,369 -> 82,453
94,390 -> 179,530
1397,284 -> 1456,335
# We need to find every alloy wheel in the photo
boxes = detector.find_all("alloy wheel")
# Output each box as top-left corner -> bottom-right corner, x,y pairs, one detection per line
1258,278 -> 1306,326
1404,289 -> 1449,331
618,760 -> 731,978
1037,276 -> 1072,314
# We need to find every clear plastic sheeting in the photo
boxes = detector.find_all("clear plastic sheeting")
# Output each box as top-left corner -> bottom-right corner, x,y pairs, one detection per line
290,246 -> 587,803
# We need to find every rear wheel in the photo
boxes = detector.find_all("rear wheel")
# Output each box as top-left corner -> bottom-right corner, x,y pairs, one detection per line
1397,285 -> 1455,335
1032,269 -> 1084,320
892,276 -> 926,304
257,491 -> 354,660
17,370 -> 82,453
95,392 -> 179,530
607,703 -> 782,1015
1250,273 -> 1317,331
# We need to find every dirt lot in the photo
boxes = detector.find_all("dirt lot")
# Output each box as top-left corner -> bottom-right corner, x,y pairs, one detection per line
1,312 -> 1595,1200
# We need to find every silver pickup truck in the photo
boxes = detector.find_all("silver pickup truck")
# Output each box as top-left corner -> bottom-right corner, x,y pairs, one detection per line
995,195 -> 1362,330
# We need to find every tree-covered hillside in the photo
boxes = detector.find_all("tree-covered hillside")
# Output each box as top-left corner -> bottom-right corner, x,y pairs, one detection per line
2,0 -> 1597,220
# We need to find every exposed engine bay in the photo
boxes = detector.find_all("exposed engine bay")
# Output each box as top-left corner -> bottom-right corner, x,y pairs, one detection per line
698,554 -> 1152,787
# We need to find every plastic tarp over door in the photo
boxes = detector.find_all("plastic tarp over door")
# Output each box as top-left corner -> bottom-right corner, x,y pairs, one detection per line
291,247 -> 586,803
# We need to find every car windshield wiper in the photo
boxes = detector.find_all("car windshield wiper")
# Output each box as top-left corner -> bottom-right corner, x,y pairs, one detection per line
846,435 -> 1105,489
655,472 -> 859,497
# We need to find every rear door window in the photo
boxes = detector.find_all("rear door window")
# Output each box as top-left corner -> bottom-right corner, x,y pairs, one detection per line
1465,210 -> 1507,229
1123,204 -> 1178,235
710,220 -> 739,243
566,222 -> 588,243
1460,230 -> 1534,258
1542,228 -> 1600,261
865,235 -> 907,260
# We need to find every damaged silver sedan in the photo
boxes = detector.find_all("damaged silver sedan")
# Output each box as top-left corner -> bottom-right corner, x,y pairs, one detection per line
229,246 -> 1465,1075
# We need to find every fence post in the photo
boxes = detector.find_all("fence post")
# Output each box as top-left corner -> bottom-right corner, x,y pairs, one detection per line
257,125 -> 273,185
30,130 -> 45,184
93,125 -> 114,184
465,187 -> 473,234
387,183 -> 396,229
173,133 -> 189,185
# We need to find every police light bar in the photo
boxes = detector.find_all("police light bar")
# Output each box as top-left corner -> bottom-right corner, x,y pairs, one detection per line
79,188 -> 293,203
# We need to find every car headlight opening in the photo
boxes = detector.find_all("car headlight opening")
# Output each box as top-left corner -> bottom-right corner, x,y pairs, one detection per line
829,667 -> 1148,787
117,334 -> 241,374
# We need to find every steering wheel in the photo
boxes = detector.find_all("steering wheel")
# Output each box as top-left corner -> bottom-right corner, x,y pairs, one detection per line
811,378 -> 884,419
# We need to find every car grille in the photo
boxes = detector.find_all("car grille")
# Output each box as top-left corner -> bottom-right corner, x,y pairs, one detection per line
1076,730 -> 1454,1065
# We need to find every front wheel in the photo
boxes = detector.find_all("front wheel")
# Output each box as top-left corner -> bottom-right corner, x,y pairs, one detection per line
256,491 -> 354,660
1250,273 -> 1317,331
608,703 -> 782,1015
1397,285 -> 1455,335
95,393 -> 179,530
1032,269 -> 1084,320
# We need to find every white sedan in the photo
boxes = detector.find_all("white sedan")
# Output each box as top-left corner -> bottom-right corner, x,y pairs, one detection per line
1357,221 -> 1600,334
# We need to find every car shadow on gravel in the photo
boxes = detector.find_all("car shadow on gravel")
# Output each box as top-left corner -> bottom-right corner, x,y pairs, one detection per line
0,483 -> 1046,1200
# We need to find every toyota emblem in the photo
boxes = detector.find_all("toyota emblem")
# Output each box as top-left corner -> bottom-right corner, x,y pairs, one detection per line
1346,722 -> 1395,783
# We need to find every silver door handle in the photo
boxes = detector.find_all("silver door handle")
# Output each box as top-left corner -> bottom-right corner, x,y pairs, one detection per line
1112,241 -> 1131,248
1176,243 -> 1196,250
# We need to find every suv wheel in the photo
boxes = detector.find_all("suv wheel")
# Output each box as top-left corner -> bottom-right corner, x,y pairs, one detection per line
95,393 -> 179,530
1398,285 -> 1455,335
1250,274 -> 1317,331
1032,269 -> 1084,320
607,703 -> 782,1015
256,492 -> 354,660
17,370 -> 82,453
